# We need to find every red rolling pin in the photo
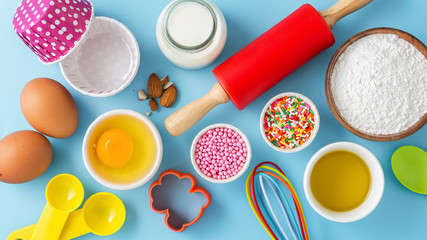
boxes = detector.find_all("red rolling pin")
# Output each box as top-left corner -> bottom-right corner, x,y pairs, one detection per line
165,0 -> 373,137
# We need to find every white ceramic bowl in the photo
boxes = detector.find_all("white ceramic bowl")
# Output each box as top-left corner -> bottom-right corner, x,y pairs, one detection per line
190,124 -> 251,183
260,92 -> 320,153
303,142 -> 384,222
60,17 -> 140,97
82,109 -> 162,190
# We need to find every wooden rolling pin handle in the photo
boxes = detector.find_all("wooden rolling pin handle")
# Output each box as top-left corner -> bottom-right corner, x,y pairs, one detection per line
164,83 -> 230,137
319,0 -> 373,29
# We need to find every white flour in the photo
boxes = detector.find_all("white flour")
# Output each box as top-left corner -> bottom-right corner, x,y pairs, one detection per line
331,33 -> 427,135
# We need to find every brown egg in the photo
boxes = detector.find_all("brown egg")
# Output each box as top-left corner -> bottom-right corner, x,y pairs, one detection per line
20,78 -> 79,138
0,130 -> 52,184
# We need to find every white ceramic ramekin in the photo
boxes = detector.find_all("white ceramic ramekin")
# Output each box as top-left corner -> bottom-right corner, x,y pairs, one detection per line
303,142 -> 384,222
190,123 -> 251,183
82,109 -> 162,190
260,92 -> 320,153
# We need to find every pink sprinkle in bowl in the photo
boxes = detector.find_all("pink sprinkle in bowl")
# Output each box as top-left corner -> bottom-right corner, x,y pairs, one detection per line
260,92 -> 320,153
190,123 -> 252,184
13,0 -> 94,64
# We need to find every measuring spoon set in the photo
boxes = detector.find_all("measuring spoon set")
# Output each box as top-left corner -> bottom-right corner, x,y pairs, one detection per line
7,174 -> 126,240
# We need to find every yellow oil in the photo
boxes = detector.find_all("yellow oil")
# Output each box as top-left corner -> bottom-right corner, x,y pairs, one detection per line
310,150 -> 371,212
88,114 -> 157,184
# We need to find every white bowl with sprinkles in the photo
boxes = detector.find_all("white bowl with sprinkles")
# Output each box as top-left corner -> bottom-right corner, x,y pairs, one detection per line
190,123 -> 252,183
260,92 -> 320,153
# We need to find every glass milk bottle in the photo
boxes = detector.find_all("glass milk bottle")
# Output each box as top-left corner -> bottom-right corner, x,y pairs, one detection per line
156,0 -> 227,69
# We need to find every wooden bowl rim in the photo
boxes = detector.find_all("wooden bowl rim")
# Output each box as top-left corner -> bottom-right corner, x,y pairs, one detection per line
325,27 -> 427,142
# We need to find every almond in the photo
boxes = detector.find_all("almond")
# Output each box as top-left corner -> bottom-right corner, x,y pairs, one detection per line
149,98 -> 158,111
160,85 -> 177,107
160,75 -> 169,85
147,73 -> 162,98
163,81 -> 173,90
138,89 -> 148,101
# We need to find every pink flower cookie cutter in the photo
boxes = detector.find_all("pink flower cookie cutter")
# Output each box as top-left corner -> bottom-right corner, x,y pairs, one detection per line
12,0 -> 94,65
149,169 -> 211,232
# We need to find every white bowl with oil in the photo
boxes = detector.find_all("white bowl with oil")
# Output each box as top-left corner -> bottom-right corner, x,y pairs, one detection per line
82,109 -> 163,190
303,142 -> 384,222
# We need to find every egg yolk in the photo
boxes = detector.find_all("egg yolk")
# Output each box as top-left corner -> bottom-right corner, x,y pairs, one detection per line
96,128 -> 133,168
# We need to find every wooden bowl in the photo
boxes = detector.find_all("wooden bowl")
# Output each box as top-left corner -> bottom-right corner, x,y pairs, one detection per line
325,28 -> 427,141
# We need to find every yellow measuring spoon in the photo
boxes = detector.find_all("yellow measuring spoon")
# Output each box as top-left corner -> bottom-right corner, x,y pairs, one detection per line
7,192 -> 126,240
59,192 -> 126,239
31,173 -> 84,240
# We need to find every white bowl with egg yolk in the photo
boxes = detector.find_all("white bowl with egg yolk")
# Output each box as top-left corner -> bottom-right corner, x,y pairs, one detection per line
82,109 -> 163,190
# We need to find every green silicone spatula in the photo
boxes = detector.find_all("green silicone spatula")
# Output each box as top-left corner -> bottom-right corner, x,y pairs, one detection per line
392,146 -> 427,194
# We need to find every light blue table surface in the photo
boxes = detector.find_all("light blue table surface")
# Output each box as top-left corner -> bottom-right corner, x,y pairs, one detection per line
1,0 -> 427,239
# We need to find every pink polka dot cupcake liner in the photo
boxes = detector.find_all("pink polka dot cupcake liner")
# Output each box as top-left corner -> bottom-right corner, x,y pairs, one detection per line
13,0 -> 94,64
191,124 -> 252,183
12,0 -> 141,97
59,17 -> 140,97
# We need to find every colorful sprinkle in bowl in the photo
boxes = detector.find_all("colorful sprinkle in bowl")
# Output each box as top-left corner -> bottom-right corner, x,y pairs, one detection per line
190,124 -> 252,184
82,109 -> 163,190
260,92 -> 320,153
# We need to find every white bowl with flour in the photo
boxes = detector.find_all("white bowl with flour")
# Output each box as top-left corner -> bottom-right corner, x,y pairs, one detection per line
326,28 -> 427,141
